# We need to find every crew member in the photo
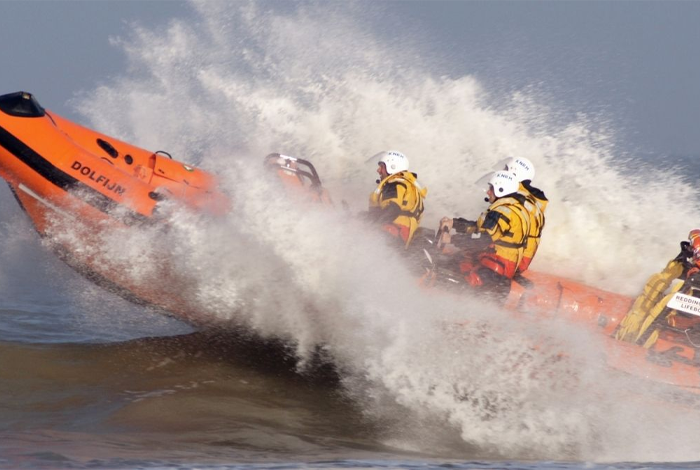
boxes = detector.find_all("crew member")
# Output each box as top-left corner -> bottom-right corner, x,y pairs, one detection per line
503,156 -> 548,273
615,229 -> 700,347
368,150 -> 427,249
439,170 -> 530,300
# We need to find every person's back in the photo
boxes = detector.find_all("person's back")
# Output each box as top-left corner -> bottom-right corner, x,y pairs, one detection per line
616,229 -> 700,346
368,150 -> 427,249
502,157 -> 548,272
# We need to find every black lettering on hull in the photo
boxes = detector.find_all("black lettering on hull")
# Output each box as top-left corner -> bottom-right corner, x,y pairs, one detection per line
0,124 -> 149,225
71,160 -> 127,197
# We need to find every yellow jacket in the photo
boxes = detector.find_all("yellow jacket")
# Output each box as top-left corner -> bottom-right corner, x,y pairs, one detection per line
476,193 -> 530,278
616,250 -> 690,346
518,180 -> 548,272
368,171 -> 427,247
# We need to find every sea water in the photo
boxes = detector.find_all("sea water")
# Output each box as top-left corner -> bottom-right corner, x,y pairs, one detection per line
2,1 -> 700,468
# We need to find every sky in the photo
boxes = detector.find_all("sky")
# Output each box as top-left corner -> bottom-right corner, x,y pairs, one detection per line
1,0 -> 698,158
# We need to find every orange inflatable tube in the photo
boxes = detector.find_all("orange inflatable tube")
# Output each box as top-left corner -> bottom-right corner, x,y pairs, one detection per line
0,91 -> 230,325
5,91 -> 700,399
0,91 -> 228,237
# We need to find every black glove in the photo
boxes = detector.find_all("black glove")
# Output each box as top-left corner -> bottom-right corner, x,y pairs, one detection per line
675,240 -> 694,262
453,217 -> 477,233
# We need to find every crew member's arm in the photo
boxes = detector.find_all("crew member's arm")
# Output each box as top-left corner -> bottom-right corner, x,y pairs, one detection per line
368,201 -> 402,223
453,217 -> 477,234
479,209 -> 507,240
438,217 -> 477,233
368,181 -> 404,223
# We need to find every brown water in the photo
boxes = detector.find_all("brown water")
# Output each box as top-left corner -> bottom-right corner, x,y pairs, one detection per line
0,331 -> 406,467
0,188 -> 696,469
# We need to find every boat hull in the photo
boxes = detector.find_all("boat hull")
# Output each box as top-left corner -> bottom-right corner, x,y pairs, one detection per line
4,91 -> 700,399
0,91 -> 229,325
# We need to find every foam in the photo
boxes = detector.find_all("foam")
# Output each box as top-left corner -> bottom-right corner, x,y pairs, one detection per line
11,0 -> 700,461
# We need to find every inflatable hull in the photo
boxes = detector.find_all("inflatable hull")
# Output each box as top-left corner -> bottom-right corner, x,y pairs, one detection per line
0,92 -> 229,325
510,271 -> 700,397
3,91 -> 700,400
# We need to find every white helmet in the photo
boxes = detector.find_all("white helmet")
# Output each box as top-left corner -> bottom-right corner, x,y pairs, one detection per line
378,150 -> 409,175
504,156 -> 535,182
489,170 -> 519,198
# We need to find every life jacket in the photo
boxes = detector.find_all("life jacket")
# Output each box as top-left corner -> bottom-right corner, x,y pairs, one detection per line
474,193 -> 530,279
616,242 -> 696,345
518,180 -> 548,272
369,171 -> 427,248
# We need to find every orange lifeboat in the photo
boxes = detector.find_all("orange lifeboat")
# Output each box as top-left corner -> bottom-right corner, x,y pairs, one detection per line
0,91 -> 230,325
0,92 -> 229,231
5,91 -> 700,399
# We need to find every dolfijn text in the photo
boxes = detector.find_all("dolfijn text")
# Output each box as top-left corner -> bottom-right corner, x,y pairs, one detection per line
71,161 -> 126,196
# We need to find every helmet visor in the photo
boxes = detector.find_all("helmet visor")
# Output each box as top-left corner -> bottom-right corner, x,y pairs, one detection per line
474,171 -> 493,191
493,157 -> 513,173
365,151 -> 386,165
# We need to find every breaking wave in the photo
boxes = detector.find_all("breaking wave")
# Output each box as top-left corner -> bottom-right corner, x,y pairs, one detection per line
7,0 -> 700,461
